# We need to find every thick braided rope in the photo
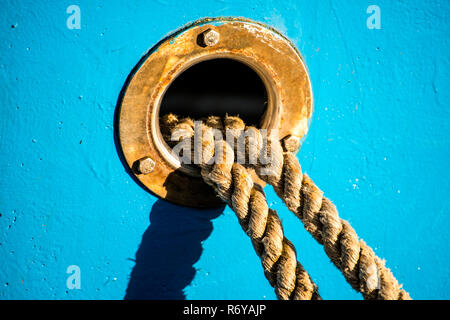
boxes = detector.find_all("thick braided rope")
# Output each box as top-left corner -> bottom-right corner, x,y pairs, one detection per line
165,114 -> 411,300
218,115 -> 411,300
167,115 -> 321,300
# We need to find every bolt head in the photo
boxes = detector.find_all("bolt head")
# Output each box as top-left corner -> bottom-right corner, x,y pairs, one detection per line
283,135 -> 301,153
202,29 -> 220,47
137,157 -> 155,174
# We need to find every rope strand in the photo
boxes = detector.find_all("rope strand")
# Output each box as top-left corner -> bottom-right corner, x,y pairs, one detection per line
167,115 -> 321,300
164,114 -> 411,300
221,115 -> 411,300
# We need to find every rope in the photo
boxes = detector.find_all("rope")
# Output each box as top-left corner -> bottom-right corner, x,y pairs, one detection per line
167,116 -> 321,300
222,115 -> 411,300
165,116 -> 411,300
164,114 -> 411,300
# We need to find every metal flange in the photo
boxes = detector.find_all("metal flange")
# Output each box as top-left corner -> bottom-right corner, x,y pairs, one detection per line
117,17 -> 313,208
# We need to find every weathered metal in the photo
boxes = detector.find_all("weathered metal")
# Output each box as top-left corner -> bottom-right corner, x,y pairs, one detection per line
135,156 -> 156,175
283,134 -> 302,153
200,29 -> 220,47
118,17 -> 313,208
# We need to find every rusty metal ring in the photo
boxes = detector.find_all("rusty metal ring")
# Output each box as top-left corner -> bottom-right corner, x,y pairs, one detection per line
118,17 -> 313,208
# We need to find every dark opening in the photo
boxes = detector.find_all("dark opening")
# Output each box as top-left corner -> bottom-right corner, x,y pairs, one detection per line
159,58 -> 268,127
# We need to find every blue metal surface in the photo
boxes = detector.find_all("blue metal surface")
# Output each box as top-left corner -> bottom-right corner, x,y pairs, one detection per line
0,0 -> 449,299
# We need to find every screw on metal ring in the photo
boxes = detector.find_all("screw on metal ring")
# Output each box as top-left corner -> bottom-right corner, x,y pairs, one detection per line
199,29 -> 220,47
134,156 -> 155,174
282,135 -> 301,152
